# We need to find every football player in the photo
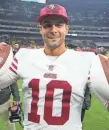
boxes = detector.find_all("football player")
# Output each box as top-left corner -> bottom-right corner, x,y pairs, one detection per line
0,4 -> 109,130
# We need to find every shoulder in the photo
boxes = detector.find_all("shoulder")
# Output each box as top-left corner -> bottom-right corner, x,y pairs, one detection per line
67,49 -> 95,61
15,48 -> 43,59
63,49 -> 96,68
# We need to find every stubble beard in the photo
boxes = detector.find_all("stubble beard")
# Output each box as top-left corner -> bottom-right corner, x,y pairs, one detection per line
47,43 -> 61,50
44,38 -> 64,51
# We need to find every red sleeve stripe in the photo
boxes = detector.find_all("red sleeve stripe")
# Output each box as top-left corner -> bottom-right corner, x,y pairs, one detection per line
11,62 -> 17,70
9,67 -> 17,74
13,58 -> 18,64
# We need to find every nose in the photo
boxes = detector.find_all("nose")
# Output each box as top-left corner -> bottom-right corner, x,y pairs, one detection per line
50,25 -> 57,34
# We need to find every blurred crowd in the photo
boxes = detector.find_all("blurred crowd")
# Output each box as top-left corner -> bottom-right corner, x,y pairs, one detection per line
0,0 -> 109,26
12,43 -> 41,54
75,46 -> 109,56
12,43 -> 109,58
95,47 -> 108,56
0,0 -> 109,54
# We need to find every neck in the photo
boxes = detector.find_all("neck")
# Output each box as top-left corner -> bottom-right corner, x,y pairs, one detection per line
44,43 -> 67,56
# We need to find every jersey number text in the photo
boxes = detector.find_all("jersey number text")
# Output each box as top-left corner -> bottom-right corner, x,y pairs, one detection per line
28,79 -> 72,125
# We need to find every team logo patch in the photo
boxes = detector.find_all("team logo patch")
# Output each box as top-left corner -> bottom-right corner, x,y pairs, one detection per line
44,73 -> 57,79
46,4 -> 60,13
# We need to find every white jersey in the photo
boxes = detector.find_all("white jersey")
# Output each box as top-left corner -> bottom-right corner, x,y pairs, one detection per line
0,48 -> 109,130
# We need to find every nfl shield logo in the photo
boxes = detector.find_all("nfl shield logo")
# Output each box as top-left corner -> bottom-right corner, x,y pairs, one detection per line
48,65 -> 54,71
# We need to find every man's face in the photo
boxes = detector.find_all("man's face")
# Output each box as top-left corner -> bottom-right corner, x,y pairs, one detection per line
40,16 -> 69,50
14,44 -> 19,49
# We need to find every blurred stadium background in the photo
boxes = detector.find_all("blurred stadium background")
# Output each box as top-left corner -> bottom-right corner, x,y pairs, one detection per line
0,1 -> 109,130
0,0 -> 109,52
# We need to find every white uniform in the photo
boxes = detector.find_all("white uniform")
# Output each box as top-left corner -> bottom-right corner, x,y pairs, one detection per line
0,48 -> 109,130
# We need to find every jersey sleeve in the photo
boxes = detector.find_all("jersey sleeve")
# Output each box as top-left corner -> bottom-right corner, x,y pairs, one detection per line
89,53 -> 109,110
0,48 -> 25,89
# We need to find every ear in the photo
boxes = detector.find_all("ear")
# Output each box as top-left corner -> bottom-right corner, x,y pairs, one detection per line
40,28 -> 42,35
37,24 -> 42,34
65,24 -> 70,34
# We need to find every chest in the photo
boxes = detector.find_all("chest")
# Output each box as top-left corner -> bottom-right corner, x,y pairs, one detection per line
19,56 -> 91,97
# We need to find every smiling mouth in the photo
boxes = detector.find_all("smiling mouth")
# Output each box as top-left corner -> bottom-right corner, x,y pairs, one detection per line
47,36 -> 59,39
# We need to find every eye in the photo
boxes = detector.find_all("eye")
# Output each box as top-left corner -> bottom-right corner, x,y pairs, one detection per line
55,23 -> 63,28
42,23 -> 52,29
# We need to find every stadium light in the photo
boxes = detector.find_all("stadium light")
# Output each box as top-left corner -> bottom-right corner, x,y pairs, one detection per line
21,0 -> 46,3
67,34 -> 77,36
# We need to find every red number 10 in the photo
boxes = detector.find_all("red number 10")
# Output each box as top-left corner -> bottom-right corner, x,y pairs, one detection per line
28,79 -> 72,125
